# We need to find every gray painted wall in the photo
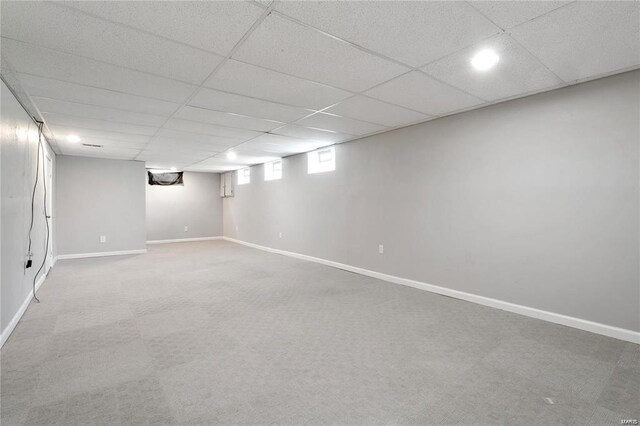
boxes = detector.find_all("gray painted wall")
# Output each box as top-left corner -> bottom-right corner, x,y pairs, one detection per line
224,70 -> 640,332
146,171 -> 222,241
56,155 -> 146,255
1,80 -> 55,333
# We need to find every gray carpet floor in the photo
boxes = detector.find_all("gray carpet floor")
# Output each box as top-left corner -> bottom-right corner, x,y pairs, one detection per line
1,240 -> 638,425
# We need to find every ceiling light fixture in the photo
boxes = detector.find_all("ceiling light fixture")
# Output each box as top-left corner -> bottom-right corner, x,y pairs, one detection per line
170,167 -> 177,171
226,151 -> 237,160
471,49 -> 499,71
67,134 -> 81,143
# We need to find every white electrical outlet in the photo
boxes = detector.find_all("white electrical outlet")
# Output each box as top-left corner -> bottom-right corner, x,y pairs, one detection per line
279,232 -> 283,238
100,235 -> 106,243
378,244 -> 384,254
184,226 -> 188,232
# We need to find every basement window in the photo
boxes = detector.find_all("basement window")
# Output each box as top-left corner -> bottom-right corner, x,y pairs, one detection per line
237,167 -> 251,185
264,159 -> 282,181
147,170 -> 184,186
307,146 -> 335,174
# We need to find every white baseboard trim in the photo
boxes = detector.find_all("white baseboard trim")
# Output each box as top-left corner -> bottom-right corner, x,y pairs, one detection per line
57,249 -> 147,260
146,236 -> 223,245
223,237 -> 639,344
0,274 -> 47,348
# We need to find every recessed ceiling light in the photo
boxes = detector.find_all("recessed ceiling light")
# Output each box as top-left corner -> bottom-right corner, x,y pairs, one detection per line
471,49 -> 499,71
226,152 -> 237,160
170,167 -> 177,171
67,134 -> 81,143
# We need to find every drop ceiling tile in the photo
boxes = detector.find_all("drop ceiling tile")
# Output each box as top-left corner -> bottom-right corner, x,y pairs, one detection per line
271,124 -> 351,144
34,97 -> 168,127
62,1 -> 263,56
17,74 -> 180,116
468,1 -> 571,30
150,137 -> 230,153
48,126 -> 151,145
509,1 -> 640,82
174,106 -> 284,133
324,96 -> 430,128
230,145 -> 281,162
145,161 -> 193,170
63,138 -> 147,151
2,39 -> 196,103
185,157 -> 244,172
274,1 -> 500,67
137,150 -> 213,163
60,145 -> 139,160
244,133 -> 323,154
204,59 -> 352,110
155,128 -> 239,149
0,1 -> 223,84
233,13 -> 408,92
295,112 -> 387,136
43,113 -> 158,136
189,88 -> 311,122
142,156 -> 203,169
364,71 -> 484,116
423,35 -> 563,102
163,118 -> 262,141
53,131 -> 148,150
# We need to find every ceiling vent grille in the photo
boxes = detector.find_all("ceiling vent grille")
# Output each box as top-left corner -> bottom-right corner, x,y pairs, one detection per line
82,143 -> 103,148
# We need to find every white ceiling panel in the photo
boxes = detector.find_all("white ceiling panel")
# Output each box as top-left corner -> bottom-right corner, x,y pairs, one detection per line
324,96 -> 430,128
272,124 -> 351,144
174,106 -> 284,133
243,133 -> 323,154
2,39 -> 196,103
149,137 -> 230,153
189,88 -> 311,123
137,150 -> 213,163
43,113 -> 158,136
34,97 -> 168,127
146,162 -> 194,170
0,1 -> 223,84
60,145 -> 140,160
154,128 -> 238,149
229,144 -> 282,161
58,138 -> 147,151
423,35 -> 563,102
48,126 -> 151,145
185,157 -> 245,172
233,13 -> 409,92
468,1 -> 572,30
295,112 -> 387,136
144,160 -> 198,170
224,154 -> 279,166
62,1 -> 263,56
17,74 -> 180,116
163,118 -> 262,141
364,71 -> 484,116
274,1 -> 500,67
510,1 -> 640,82
204,59 -> 352,110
